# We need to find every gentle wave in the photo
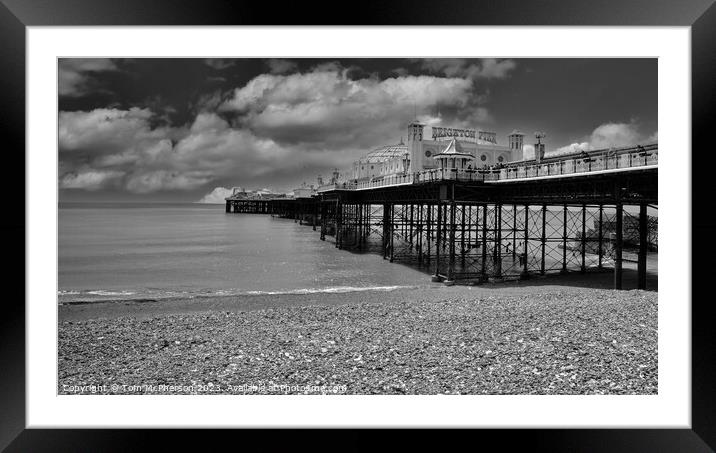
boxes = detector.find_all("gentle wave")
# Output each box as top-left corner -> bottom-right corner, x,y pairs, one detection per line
244,285 -> 414,296
57,285 -> 416,304
86,290 -> 137,296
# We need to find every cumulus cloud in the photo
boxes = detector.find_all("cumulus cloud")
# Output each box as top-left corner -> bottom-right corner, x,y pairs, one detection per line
58,107 -> 343,194
220,66 -> 477,149
59,107 -> 171,156
551,122 -> 657,156
59,107 -> 196,192
60,169 -> 124,190
59,58 -> 119,97
550,142 -> 591,155
197,186 -> 234,204
522,144 -> 535,160
59,62 -> 498,195
588,122 -> 643,149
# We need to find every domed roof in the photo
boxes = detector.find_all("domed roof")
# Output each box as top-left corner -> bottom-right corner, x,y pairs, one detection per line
362,143 -> 409,163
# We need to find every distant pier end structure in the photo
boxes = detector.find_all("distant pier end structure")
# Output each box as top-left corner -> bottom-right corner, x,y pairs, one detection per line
227,122 -> 658,290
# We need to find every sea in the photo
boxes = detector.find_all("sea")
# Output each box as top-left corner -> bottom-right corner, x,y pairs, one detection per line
58,202 -> 431,305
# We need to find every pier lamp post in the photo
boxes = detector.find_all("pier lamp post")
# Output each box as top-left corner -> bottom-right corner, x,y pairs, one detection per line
403,152 -> 410,181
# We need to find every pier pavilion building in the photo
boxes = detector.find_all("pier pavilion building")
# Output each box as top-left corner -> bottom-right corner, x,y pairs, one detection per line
350,123 -> 526,182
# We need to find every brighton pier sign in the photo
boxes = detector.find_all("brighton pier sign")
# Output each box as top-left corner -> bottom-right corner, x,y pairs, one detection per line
432,126 -> 476,140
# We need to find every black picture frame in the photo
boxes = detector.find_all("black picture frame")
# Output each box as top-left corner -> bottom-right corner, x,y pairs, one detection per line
2,0 -> 714,450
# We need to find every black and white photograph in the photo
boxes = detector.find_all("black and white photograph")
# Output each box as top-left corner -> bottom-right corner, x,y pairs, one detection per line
57,57 -> 659,396
2,0 -> 712,446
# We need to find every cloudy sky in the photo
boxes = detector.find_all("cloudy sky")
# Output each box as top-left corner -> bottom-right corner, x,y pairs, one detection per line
58,58 -> 657,202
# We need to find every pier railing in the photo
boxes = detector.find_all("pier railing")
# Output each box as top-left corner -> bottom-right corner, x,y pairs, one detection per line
324,144 -> 657,192
317,182 -> 356,193
491,143 -> 658,182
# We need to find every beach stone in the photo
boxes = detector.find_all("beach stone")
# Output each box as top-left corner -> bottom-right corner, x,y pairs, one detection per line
58,288 -> 657,395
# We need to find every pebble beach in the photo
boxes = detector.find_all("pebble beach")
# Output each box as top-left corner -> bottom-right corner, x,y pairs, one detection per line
58,281 -> 657,395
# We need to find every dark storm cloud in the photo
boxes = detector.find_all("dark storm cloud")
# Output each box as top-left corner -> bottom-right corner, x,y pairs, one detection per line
57,58 -> 657,202
266,59 -> 298,74
59,58 -> 119,97
418,58 -> 518,80
204,58 -> 236,70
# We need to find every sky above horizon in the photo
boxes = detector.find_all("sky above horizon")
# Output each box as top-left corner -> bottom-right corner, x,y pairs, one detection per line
58,58 -> 657,202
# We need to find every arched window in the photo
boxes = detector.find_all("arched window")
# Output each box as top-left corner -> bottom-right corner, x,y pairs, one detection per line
480,155 -> 487,161
498,156 -> 504,163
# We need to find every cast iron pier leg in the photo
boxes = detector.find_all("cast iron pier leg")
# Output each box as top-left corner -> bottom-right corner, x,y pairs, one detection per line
495,204 -> 502,277
336,200 -> 342,249
418,204 -> 424,264
614,203 -> 624,289
598,204 -> 603,268
541,204 -> 546,275
360,204 -> 364,249
382,203 -> 390,259
320,202 -> 326,241
313,202 -> 318,231
522,204 -> 529,278
637,203 -> 648,289
512,204 -> 517,260
426,204 -> 432,267
447,201 -> 456,283
561,204 -> 568,273
409,204 -> 414,248
390,204 -> 395,263
433,201 -> 442,281
461,204 -> 466,268
581,204 -> 587,273
481,203 -> 487,281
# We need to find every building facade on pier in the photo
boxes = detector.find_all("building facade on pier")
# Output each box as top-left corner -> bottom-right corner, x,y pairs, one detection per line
407,122 -> 525,173
350,123 -> 526,182
230,186 -> 284,200
292,182 -> 316,199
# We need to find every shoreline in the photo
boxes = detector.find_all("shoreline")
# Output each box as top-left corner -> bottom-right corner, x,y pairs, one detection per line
59,268 -> 657,322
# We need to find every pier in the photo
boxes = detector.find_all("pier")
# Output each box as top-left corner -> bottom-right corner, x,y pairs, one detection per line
226,144 -> 657,289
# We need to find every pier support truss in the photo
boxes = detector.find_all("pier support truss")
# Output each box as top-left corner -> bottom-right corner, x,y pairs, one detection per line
324,201 -> 657,286
227,169 -> 657,289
